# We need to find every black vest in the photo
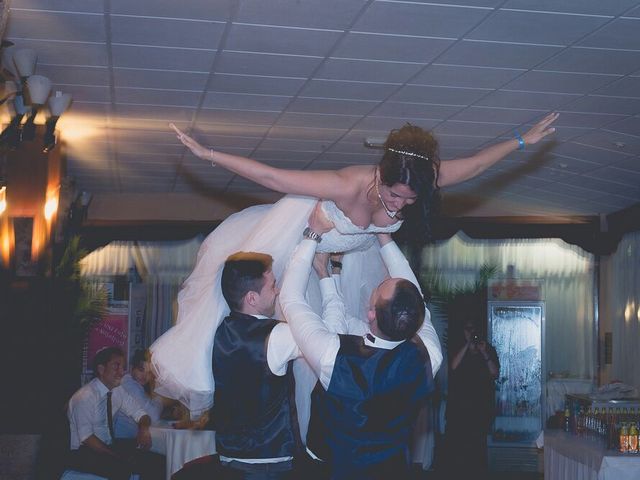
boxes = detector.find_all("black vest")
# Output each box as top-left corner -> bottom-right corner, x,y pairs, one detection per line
307,334 -> 433,478
213,312 -> 299,459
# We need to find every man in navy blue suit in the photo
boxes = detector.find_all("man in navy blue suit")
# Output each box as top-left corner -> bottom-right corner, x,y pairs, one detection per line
280,204 -> 441,479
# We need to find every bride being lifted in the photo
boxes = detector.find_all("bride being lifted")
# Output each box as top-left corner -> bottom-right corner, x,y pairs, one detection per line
151,113 -> 558,424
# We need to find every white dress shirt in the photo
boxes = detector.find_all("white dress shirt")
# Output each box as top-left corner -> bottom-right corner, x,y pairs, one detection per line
280,239 -> 443,390
67,377 -> 148,450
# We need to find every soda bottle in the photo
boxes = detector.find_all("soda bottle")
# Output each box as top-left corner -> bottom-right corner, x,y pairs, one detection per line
620,423 -> 629,453
629,423 -> 639,454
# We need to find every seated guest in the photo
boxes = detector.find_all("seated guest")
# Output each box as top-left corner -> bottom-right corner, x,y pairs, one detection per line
66,346 -> 165,480
213,251 -> 306,479
114,349 -> 163,438
280,204 -> 439,479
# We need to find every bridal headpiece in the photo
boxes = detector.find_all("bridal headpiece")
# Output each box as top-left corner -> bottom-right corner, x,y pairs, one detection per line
387,147 -> 429,161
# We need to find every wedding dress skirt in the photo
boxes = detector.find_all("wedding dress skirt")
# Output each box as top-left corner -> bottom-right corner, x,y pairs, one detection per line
150,195 -> 401,438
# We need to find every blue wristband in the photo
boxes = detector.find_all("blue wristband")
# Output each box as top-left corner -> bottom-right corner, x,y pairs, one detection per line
515,133 -> 525,150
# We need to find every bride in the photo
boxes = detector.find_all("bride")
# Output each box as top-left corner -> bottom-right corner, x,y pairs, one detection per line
150,114 -> 558,429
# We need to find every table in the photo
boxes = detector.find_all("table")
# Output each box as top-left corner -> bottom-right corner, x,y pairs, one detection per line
150,422 -> 216,480
544,430 -> 640,480
546,378 -> 593,420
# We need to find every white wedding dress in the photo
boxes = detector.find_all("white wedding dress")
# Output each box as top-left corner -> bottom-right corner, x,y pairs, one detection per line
150,195 -> 401,436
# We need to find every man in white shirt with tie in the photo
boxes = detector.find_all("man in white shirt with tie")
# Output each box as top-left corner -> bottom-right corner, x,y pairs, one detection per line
66,346 -> 165,480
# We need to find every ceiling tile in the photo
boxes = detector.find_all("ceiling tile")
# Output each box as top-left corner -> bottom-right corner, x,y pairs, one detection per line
437,41 -> 561,69
226,24 -> 341,57
579,18 -> 640,50
12,0 -> 104,13
451,107 -> 545,124
503,71 -> 620,95
561,95 -> 640,115
476,90 -> 579,110
112,104 -> 196,122
190,124 -> 270,138
553,112 -> 629,129
412,64 -> 522,89
352,2 -> 490,38
572,130 -> 640,156
5,38 -> 108,66
275,113 -> 360,130
56,84 -> 110,102
111,15 -> 225,49
217,51 -> 321,78
354,116 -> 440,132
235,0 -> 368,30
327,140 -> 372,154
613,155 -> 640,172
36,65 -> 108,87
467,10 -> 608,46
605,116 -> 640,137
7,10 -> 104,42
372,102 -> 463,120
258,138 -> 328,152
112,45 -> 216,71
288,97 -> 377,115
584,166 -> 640,186
391,85 -> 490,105
208,74 -> 305,96
552,141 -> 633,166
266,126 -> 345,142
433,120 -> 515,137
299,80 -> 397,101
315,58 -> 423,83
110,0 -> 234,20
196,109 -> 279,126
542,154 -> 601,174
334,33 -> 452,63
538,47 -> 640,75
202,92 -> 291,111
113,68 -> 209,90
593,77 -> 640,98
502,0 -> 640,16
115,87 -> 201,107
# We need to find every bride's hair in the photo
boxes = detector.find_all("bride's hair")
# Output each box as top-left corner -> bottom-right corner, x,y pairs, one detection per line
380,124 -> 441,242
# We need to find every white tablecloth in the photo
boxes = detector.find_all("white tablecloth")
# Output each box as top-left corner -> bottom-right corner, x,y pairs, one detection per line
544,430 -> 640,480
150,423 -> 216,480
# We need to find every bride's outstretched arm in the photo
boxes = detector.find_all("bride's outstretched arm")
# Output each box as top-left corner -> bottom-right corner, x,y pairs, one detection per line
171,123 -> 355,201
438,112 -> 558,187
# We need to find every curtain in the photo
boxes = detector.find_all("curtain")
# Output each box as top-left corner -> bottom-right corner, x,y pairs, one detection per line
80,237 -> 203,343
420,233 -> 596,380
601,231 -> 640,389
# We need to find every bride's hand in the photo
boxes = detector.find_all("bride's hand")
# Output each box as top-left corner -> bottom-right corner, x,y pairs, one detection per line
170,123 -> 213,161
521,112 -> 559,145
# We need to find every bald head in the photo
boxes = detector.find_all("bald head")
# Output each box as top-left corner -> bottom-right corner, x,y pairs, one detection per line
371,278 -> 425,341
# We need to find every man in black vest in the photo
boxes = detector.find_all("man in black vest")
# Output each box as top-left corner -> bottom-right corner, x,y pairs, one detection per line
213,252 -> 302,479
280,205 -> 439,479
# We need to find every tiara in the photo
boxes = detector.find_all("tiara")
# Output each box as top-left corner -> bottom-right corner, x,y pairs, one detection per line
387,147 -> 429,161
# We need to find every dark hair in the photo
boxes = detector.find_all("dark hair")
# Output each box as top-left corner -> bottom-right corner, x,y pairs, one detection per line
380,124 -> 441,242
375,279 -> 425,341
93,346 -> 124,373
221,252 -> 273,312
131,349 -> 148,370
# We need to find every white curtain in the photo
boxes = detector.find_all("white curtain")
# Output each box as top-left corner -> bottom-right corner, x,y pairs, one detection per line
601,231 -> 640,389
420,232 -> 596,380
80,237 -> 203,342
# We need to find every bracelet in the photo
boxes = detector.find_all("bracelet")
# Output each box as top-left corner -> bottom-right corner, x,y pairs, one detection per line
303,227 -> 322,243
209,149 -> 216,167
330,260 -> 343,270
515,133 -> 526,150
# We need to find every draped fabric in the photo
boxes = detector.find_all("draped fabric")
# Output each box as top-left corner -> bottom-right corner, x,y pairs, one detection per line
419,233 -> 596,380
601,231 -> 640,389
80,237 -> 202,338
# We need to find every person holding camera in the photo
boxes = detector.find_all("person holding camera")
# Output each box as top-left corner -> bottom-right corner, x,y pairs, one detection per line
444,319 -> 499,479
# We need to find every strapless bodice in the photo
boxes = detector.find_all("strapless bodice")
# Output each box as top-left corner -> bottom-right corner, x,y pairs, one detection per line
317,200 -> 402,253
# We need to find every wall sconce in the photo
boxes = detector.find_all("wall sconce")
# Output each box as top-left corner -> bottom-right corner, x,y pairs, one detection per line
0,186 -> 6,215
44,193 -> 58,221
0,46 -> 72,151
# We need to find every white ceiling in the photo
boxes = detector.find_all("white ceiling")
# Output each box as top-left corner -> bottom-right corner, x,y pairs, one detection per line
4,0 -> 640,217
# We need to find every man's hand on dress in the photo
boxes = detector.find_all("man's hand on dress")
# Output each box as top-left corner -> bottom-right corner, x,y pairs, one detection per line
308,201 -> 334,234
313,252 -> 330,279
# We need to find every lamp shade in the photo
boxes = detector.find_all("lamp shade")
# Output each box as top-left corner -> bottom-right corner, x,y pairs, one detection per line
26,75 -> 51,105
1,46 -> 18,78
48,91 -> 72,116
13,49 -> 37,77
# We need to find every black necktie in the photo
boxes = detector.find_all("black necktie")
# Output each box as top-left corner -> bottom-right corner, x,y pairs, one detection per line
106,391 -> 115,440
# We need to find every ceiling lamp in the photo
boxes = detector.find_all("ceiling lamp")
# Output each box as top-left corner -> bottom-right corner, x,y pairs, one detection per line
0,46 -> 72,151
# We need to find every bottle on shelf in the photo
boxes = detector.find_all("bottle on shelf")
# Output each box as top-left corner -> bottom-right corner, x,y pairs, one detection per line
629,423 -> 639,454
620,423 -> 629,453
564,406 -> 571,433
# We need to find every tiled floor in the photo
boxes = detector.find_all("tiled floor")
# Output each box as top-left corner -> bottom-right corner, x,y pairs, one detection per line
412,468 -> 543,479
